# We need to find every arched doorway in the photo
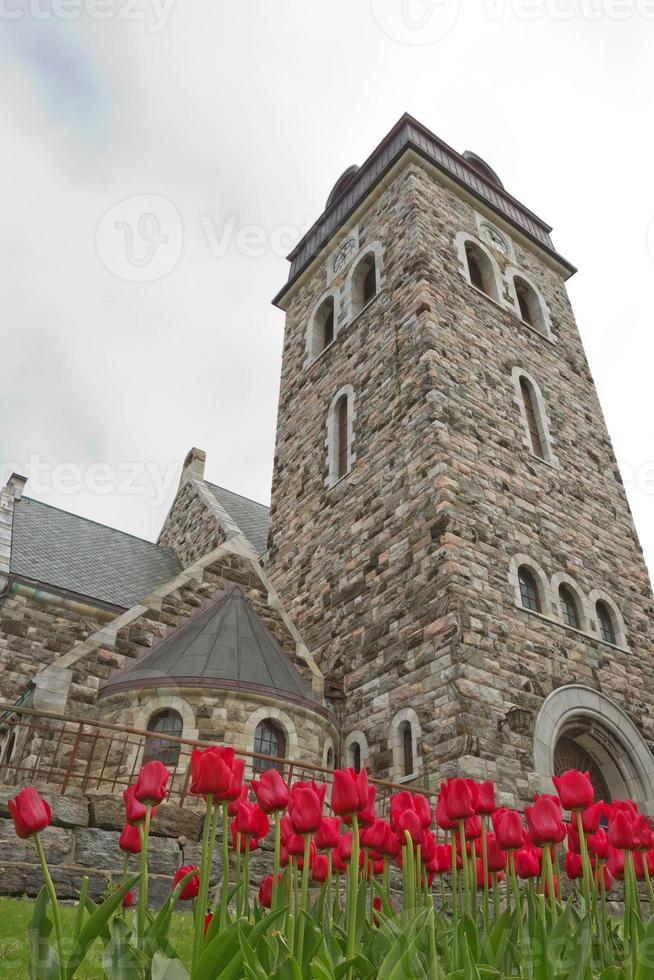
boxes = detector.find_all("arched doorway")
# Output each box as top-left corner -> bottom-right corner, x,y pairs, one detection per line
554,732 -> 612,802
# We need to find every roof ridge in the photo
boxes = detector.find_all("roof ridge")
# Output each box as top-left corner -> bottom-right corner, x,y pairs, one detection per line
21,495 -> 175,551
205,481 -> 270,512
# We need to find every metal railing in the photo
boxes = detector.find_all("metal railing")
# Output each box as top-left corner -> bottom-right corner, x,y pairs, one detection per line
0,702 -> 430,816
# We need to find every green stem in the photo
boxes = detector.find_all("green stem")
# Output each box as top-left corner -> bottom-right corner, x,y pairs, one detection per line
642,851 -> 654,918
296,834 -> 312,965
575,810 -> 593,914
219,802 -> 230,930
481,815 -> 489,931
34,833 -> 65,979
346,815 -> 360,969
458,820 -> 470,918
243,837 -> 250,922
137,804 -> 152,950
544,845 -> 557,922
327,850 -> 333,922
191,794 -> 214,973
272,813 -> 281,911
404,831 -> 416,918
451,831 -> 459,967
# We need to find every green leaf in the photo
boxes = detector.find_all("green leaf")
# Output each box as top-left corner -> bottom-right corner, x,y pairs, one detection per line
635,914 -> 654,980
599,968 -> 623,980
27,886 -> 60,980
193,919 -> 245,980
64,874 -> 139,979
151,951 -> 191,978
102,918 -> 140,979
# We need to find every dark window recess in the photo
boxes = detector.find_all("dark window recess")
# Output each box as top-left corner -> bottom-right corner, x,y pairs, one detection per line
142,709 -> 183,769
520,378 -> 546,459
401,722 -> 414,776
467,251 -> 485,291
597,602 -> 617,645
336,395 -> 349,479
323,309 -> 334,348
519,567 -> 541,613
559,585 -> 581,628
253,720 -> 286,774
352,742 -> 361,773
326,747 -> 334,769
362,262 -> 377,304
516,280 -> 534,326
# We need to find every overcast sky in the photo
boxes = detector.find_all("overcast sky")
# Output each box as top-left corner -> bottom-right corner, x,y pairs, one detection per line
1,1 -> 653,579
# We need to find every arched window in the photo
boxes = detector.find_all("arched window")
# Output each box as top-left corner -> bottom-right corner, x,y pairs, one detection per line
514,276 -> 546,334
559,585 -> 581,628
519,566 -> 541,613
350,741 -> 362,774
325,746 -> 334,769
519,377 -> 546,459
253,719 -> 286,774
142,709 -> 183,769
326,386 -> 355,487
464,241 -> 498,300
312,296 -> 335,356
596,601 -> 617,645
400,721 -> 414,777
351,253 -> 377,316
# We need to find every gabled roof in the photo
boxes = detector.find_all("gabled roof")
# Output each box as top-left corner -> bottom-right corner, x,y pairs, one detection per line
10,497 -> 182,609
101,587 -> 319,708
205,483 -> 270,557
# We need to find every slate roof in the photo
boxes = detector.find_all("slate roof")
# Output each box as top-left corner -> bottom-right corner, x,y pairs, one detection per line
101,587 -> 318,707
205,483 -> 270,556
10,497 -> 182,609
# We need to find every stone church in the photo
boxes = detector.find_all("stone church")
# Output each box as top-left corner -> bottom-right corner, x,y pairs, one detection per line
1,113 -> 653,811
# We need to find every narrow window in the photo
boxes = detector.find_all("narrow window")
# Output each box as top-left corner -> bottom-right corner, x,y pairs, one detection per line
519,567 -> 541,613
312,296 -> 336,357
323,306 -> 334,348
253,719 -> 286,774
597,602 -> 617,645
351,742 -> 361,773
520,377 -> 545,459
142,709 -> 183,769
352,253 -> 378,315
465,241 -> 497,300
514,276 -> 545,334
336,395 -> 349,479
400,721 -> 414,777
325,746 -> 334,769
559,585 -> 581,628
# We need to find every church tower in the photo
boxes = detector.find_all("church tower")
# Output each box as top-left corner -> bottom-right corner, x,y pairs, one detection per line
268,114 -> 654,809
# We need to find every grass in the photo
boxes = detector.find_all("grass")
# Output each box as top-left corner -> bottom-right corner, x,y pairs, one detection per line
0,896 -> 194,978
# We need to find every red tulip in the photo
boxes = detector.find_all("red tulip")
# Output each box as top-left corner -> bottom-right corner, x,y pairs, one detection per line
288,782 -> 325,834
609,809 -> 637,850
227,784 -> 249,818
515,845 -> 542,879
413,794 -> 433,828
331,768 -> 370,817
581,801 -> 607,834
483,833 -> 507,873
607,846 -> 625,880
123,785 -> 150,825
172,864 -> 200,900
552,770 -> 594,811
476,781 -> 496,815
204,912 -> 212,937
567,823 -> 581,854
312,853 -> 329,882
464,815 -> 482,840
397,808 -> 422,846
525,797 -> 566,846
435,789 -> 457,831
565,851 -> 583,879
118,823 -> 142,854
612,799 -> 638,818
432,843 -> 453,874
587,828 -> 610,860
544,874 -> 559,898
444,779 -> 477,821
390,791 -> 415,830
297,839 -> 316,870
122,889 -> 135,908
633,815 -> 653,851
492,809 -> 524,851
190,746 -> 234,799
235,802 -> 270,840
315,816 -> 341,850
8,787 -> 52,839
134,761 -> 169,806
259,874 -> 274,908
361,818 -> 389,852
251,768 -> 289,814
421,830 -> 437,865
230,822 -> 261,852
476,860 -> 497,890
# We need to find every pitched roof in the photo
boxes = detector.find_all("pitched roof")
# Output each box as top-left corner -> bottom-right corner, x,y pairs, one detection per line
205,483 -> 270,557
10,497 -> 182,609
101,587 -> 318,707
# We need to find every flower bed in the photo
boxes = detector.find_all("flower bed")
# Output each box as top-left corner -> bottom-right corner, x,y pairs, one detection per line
7,750 -> 654,977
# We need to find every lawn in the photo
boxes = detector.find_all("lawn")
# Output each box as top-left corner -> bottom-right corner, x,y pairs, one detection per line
0,896 -> 194,978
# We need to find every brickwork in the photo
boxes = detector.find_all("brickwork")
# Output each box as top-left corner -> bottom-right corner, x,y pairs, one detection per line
268,157 -> 654,807
158,480 -> 226,567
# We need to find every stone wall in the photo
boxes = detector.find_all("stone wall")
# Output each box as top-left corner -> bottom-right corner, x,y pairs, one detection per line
267,156 -> 654,807
158,480 -> 226,568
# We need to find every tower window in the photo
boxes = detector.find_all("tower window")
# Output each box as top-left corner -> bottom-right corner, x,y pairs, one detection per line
253,719 -> 286,774
514,276 -> 547,335
400,722 -> 414,777
325,746 -> 334,769
142,709 -> 183,769
336,395 -> 348,479
351,741 -> 362,773
309,296 -> 337,360
596,601 -> 617,645
518,567 -> 541,613
464,241 -> 498,300
327,386 -> 355,487
351,253 -> 378,316
559,585 -> 581,629
520,377 -> 546,459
